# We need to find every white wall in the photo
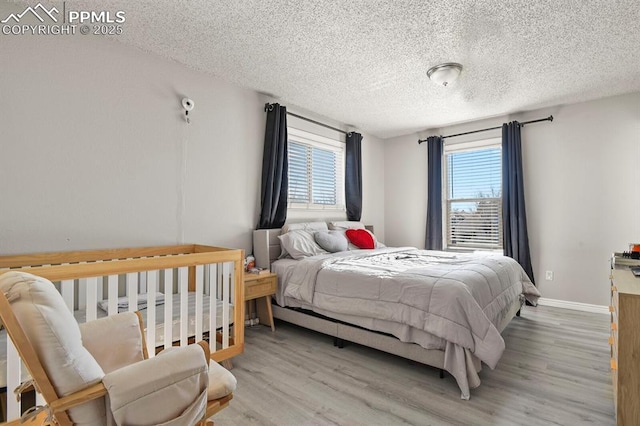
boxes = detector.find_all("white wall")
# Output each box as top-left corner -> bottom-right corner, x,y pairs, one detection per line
384,133 -> 427,248
384,92 -> 640,306
0,35 -> 385,255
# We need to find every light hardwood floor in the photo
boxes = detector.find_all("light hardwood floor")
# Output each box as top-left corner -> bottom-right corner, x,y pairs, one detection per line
214,306 -> 614,426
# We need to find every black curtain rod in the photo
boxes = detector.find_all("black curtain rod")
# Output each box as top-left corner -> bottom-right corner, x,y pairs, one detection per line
417,115 -> 553,144
288,111 -> 349,135
265,103 -> 349,135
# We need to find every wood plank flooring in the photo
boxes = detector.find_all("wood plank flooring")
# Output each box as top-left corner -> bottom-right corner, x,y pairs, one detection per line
214,306 -> 614,425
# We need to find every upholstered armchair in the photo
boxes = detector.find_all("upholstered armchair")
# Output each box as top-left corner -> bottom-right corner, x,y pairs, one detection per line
0,271 -> 236,426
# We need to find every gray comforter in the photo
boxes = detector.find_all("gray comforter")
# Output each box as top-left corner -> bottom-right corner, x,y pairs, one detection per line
283,247 -> 540,399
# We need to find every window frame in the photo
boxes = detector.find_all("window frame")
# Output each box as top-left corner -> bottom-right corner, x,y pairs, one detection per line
287,127 -> 345,211
442,137 -> 503,252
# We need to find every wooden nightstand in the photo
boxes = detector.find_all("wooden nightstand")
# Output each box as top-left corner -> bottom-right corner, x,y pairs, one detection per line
244,272 -> 277,332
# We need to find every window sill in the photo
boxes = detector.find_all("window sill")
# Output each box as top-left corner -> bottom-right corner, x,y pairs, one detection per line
445,247 -> 504,255
288,205 -> 345,212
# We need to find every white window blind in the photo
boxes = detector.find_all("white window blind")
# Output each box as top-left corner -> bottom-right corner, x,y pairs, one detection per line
288,128 -> 344,209
444,140 -> 502,250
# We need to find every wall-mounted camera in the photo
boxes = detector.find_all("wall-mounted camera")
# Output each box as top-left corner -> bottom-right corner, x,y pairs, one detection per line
182,98 -> 195,124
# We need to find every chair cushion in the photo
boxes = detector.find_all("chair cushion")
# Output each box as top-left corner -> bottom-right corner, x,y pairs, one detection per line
207,361 -> 237,400
0,271 -> 106,425
79,312 -> 145,374
104,344 -> 209,425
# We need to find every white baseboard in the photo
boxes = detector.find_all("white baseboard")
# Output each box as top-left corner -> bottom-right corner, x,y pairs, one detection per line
536,298 -> 609,315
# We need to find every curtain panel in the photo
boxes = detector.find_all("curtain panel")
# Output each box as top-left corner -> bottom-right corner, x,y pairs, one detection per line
425,136 -> 444,250
257,103 -> 288,229
345,132 -> 363,221
502,121 -> 535,284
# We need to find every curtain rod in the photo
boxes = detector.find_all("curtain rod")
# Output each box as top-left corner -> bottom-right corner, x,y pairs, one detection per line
417,115 -> 554,145
264,103 -> 348,135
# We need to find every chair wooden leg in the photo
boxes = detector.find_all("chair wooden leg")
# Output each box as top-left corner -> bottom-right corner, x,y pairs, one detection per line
221,359 -> 233,370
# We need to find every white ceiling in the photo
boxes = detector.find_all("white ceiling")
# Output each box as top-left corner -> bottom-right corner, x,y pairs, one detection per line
31,1 -> 640,138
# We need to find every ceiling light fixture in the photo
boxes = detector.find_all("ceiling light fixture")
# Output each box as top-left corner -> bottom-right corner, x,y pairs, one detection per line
427,63 -> 463,87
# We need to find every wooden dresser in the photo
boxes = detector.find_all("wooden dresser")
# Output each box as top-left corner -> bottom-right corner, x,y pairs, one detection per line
610,268 -> 640,425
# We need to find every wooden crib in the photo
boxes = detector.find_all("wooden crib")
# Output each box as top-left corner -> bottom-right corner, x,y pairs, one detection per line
0,244 -> 244,423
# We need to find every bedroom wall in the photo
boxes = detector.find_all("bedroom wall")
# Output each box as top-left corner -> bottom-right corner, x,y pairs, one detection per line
384,92 -> 640,307
0,35 -> 385,256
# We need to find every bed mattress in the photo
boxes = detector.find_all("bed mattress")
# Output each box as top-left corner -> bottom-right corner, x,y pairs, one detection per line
272,247 -> 540,398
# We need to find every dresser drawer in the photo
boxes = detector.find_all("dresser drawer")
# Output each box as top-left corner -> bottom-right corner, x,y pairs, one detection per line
244,274 -> 277,300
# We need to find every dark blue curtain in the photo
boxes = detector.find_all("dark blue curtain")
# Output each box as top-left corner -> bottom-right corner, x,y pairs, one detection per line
502,121 -> 535,284
257,103 -> 288,229
345,132 -> 363,221
425,136 -> 444,250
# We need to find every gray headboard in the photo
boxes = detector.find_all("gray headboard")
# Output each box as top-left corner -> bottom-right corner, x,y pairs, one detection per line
253,229 -> 282,269
252,224 -> 374,270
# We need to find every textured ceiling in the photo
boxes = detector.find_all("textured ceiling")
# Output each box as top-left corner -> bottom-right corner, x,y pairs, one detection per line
18,1 -> 640,138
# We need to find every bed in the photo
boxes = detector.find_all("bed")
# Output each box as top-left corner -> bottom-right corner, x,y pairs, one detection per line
253,222 -> 540,399
0,244 -> 244,422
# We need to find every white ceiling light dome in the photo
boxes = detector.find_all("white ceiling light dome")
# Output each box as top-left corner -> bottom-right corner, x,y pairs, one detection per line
427,63 -> 463,87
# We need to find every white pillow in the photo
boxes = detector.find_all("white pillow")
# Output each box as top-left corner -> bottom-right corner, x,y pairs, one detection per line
282,221 -> 328,234
279,222 -> 329,258
278,230 -> 328,260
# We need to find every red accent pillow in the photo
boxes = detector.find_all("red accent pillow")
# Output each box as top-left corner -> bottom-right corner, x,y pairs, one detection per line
345,229 -> 375,249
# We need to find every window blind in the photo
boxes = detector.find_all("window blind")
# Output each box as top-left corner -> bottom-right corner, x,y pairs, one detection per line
288,139 -> 343,208
288,142 -> 309,203
445,145 -> 502,250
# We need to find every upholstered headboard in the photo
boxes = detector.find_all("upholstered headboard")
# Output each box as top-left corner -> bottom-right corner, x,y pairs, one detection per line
253,229 -> 282,269
252,224 -> 375,269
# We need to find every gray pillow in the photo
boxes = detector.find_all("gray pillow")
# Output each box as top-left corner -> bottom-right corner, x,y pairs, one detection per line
314,231 -> 348,253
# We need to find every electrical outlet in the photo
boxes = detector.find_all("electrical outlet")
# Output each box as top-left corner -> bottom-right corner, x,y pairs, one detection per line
545,270 -> 554,281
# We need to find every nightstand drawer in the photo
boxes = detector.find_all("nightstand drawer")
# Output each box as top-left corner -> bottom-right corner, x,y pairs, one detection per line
244,274 -> 277,300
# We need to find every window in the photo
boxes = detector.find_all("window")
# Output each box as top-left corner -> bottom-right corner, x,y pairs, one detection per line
444,138 -> 502,250
287,127 -> 344,210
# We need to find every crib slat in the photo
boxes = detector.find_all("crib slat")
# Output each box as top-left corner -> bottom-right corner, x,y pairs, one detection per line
222,262 -> 230,349
107,275 -> 118,315
195,265 -> 203,342
147,270 -> 158,357
127,272 -> 138,313
179,267 -> 188,347
61,279 -> 74,312
209,263 -> 217,354
6,339 -> 20,420
86,277 -> 98,322
163,269 -> 173,349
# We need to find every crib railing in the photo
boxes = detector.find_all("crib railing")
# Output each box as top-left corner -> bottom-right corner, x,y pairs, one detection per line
0,244 -> 244,422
